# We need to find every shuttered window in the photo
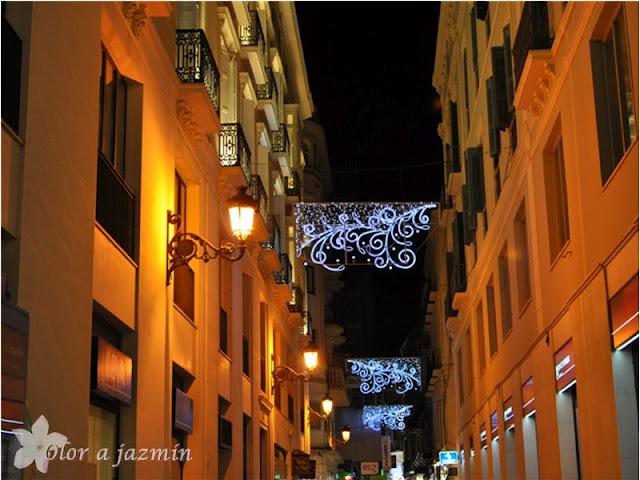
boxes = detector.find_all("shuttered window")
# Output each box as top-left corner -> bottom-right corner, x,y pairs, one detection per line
498,245 -> 513,337
464,146 -> 486,213
462,184 -> 477,245
450,101 -> 461,172
503,25 -> 515,111
470,9 -> 479,89
590,6 -> 637,184
487,279 -> 499,357
463,50 -> 470,129
491,46 -> 509,130
476,302 -> 486,373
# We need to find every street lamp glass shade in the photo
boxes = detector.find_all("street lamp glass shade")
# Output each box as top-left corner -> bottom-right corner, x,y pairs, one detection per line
340,426 -> 351,443
228,187 -> 256,241
303,346 -> 319,371
321,396 -> 334,416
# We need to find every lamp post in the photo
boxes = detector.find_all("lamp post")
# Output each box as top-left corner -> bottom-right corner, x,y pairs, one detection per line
167,186 -> 257,283
271,344 -> 319,393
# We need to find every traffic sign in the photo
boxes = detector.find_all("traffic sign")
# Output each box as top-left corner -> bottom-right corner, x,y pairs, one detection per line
439,451 -> 459,465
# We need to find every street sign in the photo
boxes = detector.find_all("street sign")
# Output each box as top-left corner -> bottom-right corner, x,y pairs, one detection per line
360,461 -> 379,475
439,451 -> 459,465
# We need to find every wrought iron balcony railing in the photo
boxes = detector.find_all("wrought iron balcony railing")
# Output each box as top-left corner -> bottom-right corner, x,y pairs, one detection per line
513,2 -> 552,87
176,29 -> 221,114
239,9 -> 266,67
274,253 -> 292,286
219,123 -> 251,180
250,175 -> 268,223
288,285 -> 303,313
444,144 -> 461,178
327,367 -> 346,388
256,67 -> 278,101
260,215 -> 282,255
285,171 -> 300,197
96,153 -> 135,258
271,124 -> 290,153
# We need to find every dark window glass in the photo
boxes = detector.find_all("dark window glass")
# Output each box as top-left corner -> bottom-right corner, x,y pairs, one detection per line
305,265 -> 315,294
220,307 -> 229,354
1,14 -> 21,133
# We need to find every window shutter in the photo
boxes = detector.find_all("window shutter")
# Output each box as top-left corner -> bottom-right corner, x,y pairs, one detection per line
470,9 -> 479,78
503,25 -> 515,112
450,101 -> 460,171
462,185 -> 477,245
590,40 -> 621,183
475,2 -> 489,21
491,47 -> 509,130
453,212 -> 467,292
486,77 -> 500,157
465,147 -> 486,213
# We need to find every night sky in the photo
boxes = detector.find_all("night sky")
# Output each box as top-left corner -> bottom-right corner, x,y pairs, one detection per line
296,3 -> 443,355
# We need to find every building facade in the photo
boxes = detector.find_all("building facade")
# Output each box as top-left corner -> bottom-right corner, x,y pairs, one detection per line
430,2 -> 638,479
1,2 -> 327,479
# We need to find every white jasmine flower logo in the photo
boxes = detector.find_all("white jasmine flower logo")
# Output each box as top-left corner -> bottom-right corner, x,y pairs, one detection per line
13,415 -> 67,473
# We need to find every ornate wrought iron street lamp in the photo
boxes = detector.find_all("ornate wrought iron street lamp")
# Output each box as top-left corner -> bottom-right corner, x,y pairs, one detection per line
271,344 -> 319,393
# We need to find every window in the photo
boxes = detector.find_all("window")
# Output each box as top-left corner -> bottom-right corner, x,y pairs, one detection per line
220,307 -> 229,355
96,49 -> 135,257
457,347 -> 465,405
498,246 -> 513,336
173,172 -> 194,321
465,328 -> 474,394
1,9 -> 22,133
288,394 -> 294,423
590,5 -> 637,183
242,274 -> 253,377
544,137 -> 570,262
486,279 -> 498,356
463,50 -> 470,130
259,303 -> 267,392
305,265 -> 315,294
470,8 -> 479,89
476,302 -> 486,373
514,202 -> 532,312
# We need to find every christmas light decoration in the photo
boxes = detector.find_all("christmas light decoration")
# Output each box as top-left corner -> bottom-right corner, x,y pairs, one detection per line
346,357 -> 421,395
362,405 -> 413,431
295,202 -> 436,271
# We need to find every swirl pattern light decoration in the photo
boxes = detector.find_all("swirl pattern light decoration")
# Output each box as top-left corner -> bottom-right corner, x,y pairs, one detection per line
362,405 -> 413,431
347,357 -> 421,395
295,202 -> 436,271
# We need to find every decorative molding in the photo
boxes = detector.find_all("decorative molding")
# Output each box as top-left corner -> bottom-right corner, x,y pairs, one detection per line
122,2 -> 147,37
362,405 -> 413,431
176,100 -> 204,146
295,202 -> 436,271
346,357 -> 421,395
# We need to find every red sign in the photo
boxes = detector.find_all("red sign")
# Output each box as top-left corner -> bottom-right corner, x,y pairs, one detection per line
503,397 -> 515,431
521,377 -> 535,417
93,337 -> 133,404
610,275 -> 639,350
554,340 -> 576,392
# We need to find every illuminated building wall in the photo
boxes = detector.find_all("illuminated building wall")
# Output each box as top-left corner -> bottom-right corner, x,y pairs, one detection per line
429,2 -> 638,479
1,2 -> 320,479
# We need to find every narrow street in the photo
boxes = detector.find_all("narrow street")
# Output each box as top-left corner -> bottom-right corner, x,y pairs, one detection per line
1,2 -> 638,480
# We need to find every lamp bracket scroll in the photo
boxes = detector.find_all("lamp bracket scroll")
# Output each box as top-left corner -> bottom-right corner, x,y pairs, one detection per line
271,365 -> 308,393
167,211 -> 246,284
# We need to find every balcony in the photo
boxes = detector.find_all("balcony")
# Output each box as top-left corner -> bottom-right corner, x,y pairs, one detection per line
327,367 -> 350,407
239,9 -> 267,83
288,285 -> 304,313
219,123 -> 251,187
274,253 -> 293,302
285,171 -> 300,198
259,215 -> 282,273
513,2 -> 552,88
271,124 -> 290,176
257,67 -> 280,130
175,29 -> 221,135
96,154 -> 135,258
250,175 -> 268,242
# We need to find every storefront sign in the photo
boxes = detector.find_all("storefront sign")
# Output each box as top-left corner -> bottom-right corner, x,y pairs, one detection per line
92,337 -> 133,404
521,377 -> 535,417
610,275 -> 639,350
1,303 -> 29,432
360,462 -> 379,475
381,435 -> 392,469
173,388 -> 193,433
503,397 -> 515,431
292,451 -> 316,478
439,451 -> 459,465
480,423 -> 487,449
490,411 -> 499,438
554,339 -> 576,392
